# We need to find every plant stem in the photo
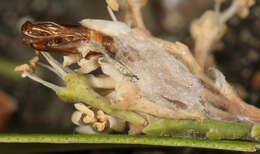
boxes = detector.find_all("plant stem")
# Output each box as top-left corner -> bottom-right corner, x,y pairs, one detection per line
0,134 -> 259,152
57,74 -> 146,126
0,58 -> 20,80
143,117 -> 260,141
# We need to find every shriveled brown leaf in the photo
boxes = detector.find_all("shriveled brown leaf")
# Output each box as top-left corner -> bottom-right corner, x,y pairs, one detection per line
14,64 -> 34,74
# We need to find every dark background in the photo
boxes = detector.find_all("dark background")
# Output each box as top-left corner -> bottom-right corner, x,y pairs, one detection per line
0,0 -> 259,153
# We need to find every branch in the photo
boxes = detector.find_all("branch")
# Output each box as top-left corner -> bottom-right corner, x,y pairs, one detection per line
0,134 -> 260,152
143,117 -> 260,141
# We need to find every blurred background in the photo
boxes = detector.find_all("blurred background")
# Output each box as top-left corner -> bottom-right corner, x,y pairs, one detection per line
0,0 -> 259,153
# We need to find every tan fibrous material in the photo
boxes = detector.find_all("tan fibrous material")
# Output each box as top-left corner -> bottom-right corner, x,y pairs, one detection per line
237,0 -> 255,18
113,81 -> 204,120
74,103 -> 129,132
74,103 -> 97,124
15,56 -> 39,74
87,74 -> 115,89
76,56 -> 100,74
29,56 -> 39,68
63,54 -> 81,67
14,64 -> 34,74
190,11 -> 226,69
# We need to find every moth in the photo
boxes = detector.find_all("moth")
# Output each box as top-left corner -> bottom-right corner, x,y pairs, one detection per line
21,21 -> 114,54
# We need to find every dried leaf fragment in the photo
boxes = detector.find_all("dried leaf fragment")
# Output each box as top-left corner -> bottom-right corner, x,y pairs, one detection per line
29,56 -> 39,68
14,64 -> 34,74
96,110 -> 108,122
71,111 -> 83,126
63,54 -> 81,67
93,121 -> 106,131
87,74 -> 115,89
74,103 -> 96,124
76,56 -> 100,74
237,0 -> 255,18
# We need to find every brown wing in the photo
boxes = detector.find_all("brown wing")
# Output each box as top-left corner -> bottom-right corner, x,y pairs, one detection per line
21,21 -> 114,54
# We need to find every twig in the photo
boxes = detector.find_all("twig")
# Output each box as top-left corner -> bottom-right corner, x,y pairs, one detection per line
143,117 -> 260,141
0,134 -> 260,152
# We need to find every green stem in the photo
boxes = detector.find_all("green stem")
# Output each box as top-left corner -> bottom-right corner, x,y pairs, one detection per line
143,117 -> 260,140
0,58 -> 20,80
0,134 -> 259,152
57,74 -> 146,126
